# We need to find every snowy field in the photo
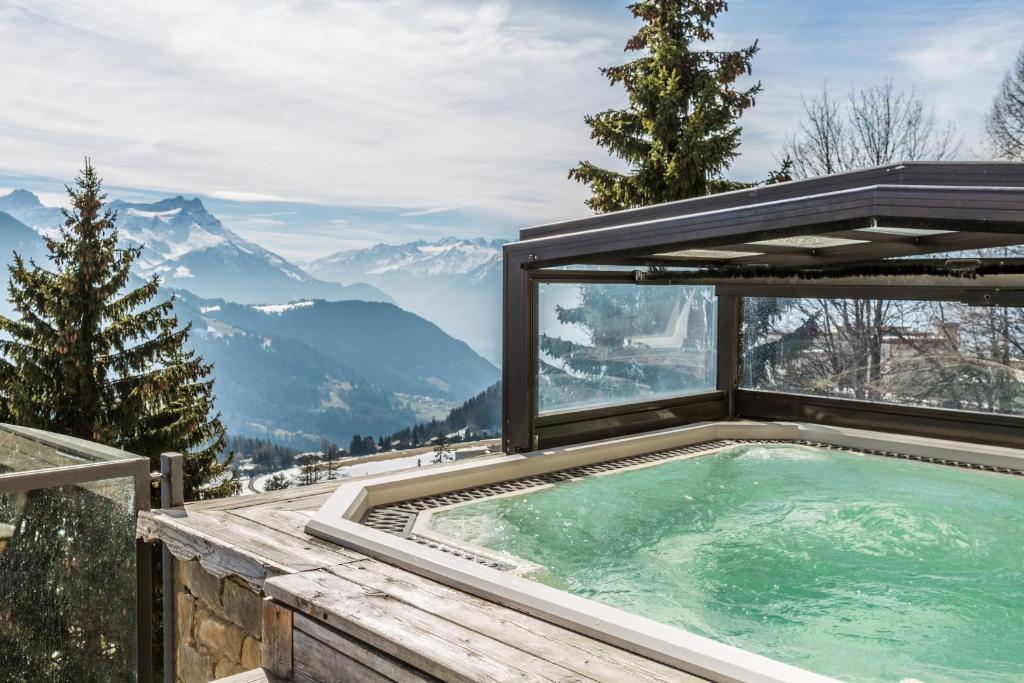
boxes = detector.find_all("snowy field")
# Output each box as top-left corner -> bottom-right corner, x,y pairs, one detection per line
241,443 -> 497,495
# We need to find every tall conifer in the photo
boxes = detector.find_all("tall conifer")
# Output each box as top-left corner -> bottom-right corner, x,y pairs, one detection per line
570,0 -> 761,211
0,160 -> 234,500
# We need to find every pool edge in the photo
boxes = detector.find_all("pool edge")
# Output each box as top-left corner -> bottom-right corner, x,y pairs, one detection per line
305,420 -> 1024,683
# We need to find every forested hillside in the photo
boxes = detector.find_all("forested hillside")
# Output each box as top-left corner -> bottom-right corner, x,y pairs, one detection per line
376,381 -> 501,450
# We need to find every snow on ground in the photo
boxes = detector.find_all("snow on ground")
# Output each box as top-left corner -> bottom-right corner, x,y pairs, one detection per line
242,448 -> 490,495
254,301 -> 315,314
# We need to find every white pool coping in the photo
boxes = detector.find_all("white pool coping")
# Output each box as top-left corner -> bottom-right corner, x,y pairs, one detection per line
305,420 -> 1024,683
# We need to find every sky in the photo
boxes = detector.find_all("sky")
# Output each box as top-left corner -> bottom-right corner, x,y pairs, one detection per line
0,0 -> 1022,261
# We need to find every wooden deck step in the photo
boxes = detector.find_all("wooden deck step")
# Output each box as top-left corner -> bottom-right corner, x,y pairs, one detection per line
211,667 -> 283,683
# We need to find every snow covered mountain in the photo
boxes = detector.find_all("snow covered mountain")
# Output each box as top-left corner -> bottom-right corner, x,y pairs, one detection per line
304,237 -> 505,362
0,190 -> 391,306
306,237 -> 504,280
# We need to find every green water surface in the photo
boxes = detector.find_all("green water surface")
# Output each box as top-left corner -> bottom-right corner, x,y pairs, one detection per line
428,444 -> 1024,682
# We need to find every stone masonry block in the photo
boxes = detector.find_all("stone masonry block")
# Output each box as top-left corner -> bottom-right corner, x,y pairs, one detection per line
223,578 -> 262,638
196,609 -> 246,662
214,658 -> 245,680
176,591 -> 196,646
240,635 -> 261,671
181,559 -> 223,609
176,642 -> 214,683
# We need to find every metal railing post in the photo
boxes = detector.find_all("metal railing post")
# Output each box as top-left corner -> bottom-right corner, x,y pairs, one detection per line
160,453 -> 184,683
135,457 -> 153,683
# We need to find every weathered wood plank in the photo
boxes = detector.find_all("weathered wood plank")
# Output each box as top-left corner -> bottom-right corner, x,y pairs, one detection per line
262,599 -> 294,680
266,569 -> 593,683
138,510 -> 287,589
138,507 -> 362,588
232,507 -> 331,540
294,629 -> 399,683
323,560 -> 699,683
189,480 -> 344,512
192,507 -> 364,568
295,613 -> 438,683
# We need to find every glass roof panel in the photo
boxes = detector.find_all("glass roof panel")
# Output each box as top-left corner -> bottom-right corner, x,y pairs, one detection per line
857,227 -> 956,237
747,236 -> 868,249
656,249 -> 764,259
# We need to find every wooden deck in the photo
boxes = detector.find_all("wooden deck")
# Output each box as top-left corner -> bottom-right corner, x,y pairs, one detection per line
140,473 -> 705,683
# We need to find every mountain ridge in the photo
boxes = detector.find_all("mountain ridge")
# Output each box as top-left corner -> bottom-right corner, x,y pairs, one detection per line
175,292 -> 499,401
0,190 -> 392,306
303,236 -> 506,362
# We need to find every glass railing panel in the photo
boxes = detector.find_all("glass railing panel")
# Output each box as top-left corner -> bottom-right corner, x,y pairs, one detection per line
0,425 -> 136,475
0,475 -> 137,681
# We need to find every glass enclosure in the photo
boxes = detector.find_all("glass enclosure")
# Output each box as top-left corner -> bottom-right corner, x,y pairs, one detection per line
741,297 -> 1024,415
0,426 -> 147,682
537,283 -> 717,414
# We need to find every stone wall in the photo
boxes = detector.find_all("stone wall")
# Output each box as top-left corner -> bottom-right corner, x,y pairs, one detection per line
174,559 -> 263,682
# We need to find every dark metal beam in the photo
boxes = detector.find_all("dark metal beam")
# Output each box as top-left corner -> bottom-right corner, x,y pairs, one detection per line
502,251 -> 534,453
735,389 -> 1024,449
715,283 -> 1024,302
529,269 -> 638,284
535,392 -> 727,449
507,186 -> 1024,269
520,162 -> 1024,241
716,295 -> 741,418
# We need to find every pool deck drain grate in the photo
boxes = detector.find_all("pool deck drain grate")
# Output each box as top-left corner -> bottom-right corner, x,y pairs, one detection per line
359,438 -> 1024,571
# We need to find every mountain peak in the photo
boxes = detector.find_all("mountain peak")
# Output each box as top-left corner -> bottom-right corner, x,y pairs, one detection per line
112,195 -> 207,214
0,189 -> 44,210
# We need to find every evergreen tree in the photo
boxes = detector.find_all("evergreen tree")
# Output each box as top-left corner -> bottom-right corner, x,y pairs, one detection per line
569,0 -> 761,212
263,473 -> 292,491
0,161 -> 234,500
432,433 -> 451,464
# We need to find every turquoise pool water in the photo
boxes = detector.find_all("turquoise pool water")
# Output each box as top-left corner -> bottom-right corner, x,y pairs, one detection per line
427,443 -> 1024,682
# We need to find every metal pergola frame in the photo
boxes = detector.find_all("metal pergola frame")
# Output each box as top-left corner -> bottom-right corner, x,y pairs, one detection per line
502,162 -> 1024,454
0,424 -> 152,683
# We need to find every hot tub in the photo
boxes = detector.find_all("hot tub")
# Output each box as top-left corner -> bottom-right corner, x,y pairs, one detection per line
306,421 -> 1024,683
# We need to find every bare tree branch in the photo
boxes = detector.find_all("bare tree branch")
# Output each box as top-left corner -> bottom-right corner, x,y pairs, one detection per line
780,79 -> 961,178
987,45 -> 1024,160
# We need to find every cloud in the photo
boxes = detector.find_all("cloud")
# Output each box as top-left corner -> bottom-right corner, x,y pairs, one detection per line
1,0 -> 1020,232
0,0 -> 617,225
890,11 -> 1023,153
208,190 -> 292,203
399,207 -> 459,217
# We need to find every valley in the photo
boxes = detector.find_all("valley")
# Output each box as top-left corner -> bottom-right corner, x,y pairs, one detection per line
0,189 -> 502,450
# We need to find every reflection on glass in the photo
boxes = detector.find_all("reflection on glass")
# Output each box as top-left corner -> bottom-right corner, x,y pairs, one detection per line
538,283 -> 717,413
0,477 -> 137,681
741,297 -> 1024,415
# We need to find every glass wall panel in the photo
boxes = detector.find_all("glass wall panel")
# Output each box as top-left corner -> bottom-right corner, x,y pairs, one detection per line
0,477 -> 137,681
741,297 -> 1024,415
538,283 -> 717,414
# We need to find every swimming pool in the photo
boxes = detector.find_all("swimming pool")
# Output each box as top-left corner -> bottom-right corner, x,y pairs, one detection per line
425,442 -> 1024,682
307,422 -> 1024,682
